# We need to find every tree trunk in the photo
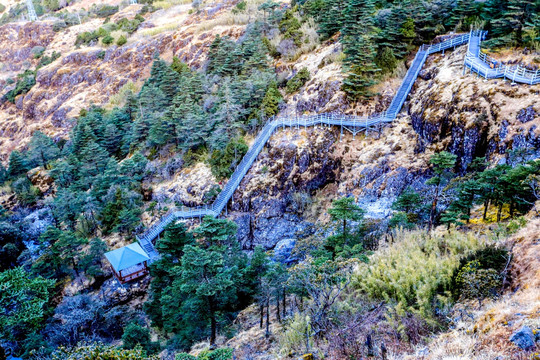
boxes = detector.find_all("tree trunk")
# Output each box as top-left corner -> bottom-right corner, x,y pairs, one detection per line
282,290 -> 286,318
72,258 -> 79,277
497,203 -> 503,222
366,334 -> 375,357
209,297 -> 217,348
428,186 -> 440,232
265,299 -> 270,338
259,304 -> 264,328
509,201 -> 514,218
276,296 -> 281,323
483,200 -> 489,220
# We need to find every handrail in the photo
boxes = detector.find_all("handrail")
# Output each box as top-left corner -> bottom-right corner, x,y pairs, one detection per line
135,32 -> 479,258
464,31 -> 539,85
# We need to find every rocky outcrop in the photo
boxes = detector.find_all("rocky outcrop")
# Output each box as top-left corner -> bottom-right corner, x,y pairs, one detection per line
230,128 -> 339,249
409,46 -> 540,172
0,22 -> 55,78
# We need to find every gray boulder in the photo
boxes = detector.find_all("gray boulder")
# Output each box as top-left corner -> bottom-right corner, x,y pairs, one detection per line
509,326 -> 536,350
272,238 -> 298,265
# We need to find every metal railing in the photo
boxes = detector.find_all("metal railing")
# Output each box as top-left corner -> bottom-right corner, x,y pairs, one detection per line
464,31 -> 539,85
136,32 -> 477,257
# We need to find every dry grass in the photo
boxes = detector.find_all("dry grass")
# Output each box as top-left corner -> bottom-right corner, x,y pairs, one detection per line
106,80 -> 139,108
195,0 -> 268,33
152,0 -> 191,10
139,22 -> 181,36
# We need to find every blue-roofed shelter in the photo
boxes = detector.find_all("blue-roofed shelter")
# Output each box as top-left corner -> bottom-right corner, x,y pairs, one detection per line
105,243 -> 150,283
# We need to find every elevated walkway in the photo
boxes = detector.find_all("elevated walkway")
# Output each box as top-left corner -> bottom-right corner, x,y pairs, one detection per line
136,32 -> 478,259
464,31 -> 540,85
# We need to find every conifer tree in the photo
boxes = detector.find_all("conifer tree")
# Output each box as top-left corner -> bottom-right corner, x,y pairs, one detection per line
27,131 -> 60,168
78,141 -> 109,179
448,0 -> 479,30
103,123 -> 121,155
341,0 -> 380,100
426,151 -> 457,231
341,35 -> 380,99
7,150 -> 28,178
0,163 -> 6,183
318,0 -> 345,40
261,81 -> 282,117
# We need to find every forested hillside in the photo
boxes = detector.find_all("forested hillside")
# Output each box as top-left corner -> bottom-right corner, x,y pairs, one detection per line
0,0 -> 539,359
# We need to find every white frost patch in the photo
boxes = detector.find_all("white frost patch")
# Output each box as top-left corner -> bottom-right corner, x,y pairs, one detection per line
357,196 -> 394,220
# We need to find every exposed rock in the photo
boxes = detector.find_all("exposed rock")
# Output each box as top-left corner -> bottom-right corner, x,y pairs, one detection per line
28,167 -> 55,194
21,208 -> 54,241
231,128 -> 337,249
517,106 -> 536,123
509,326 -> 536,350
100,275 -> 150,307
409,46 -> 540,172
272,238 -> 297,264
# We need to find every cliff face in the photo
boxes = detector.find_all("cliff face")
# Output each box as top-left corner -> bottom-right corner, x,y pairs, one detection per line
411,46 -> 540,172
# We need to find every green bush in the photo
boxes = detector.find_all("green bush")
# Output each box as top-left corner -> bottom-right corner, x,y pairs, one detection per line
0,4 -> 5,13
286,67 -> 310,94
102,35 -> 114,46
96,27 -> 110,37
376,47 -> 398,74
116,17 -> 143,34
450,246 -> 509,299
3,70 -> 36,104
31,46 -> 45,59
75,31 -> 99,46
37,51 -> 61,68
455,260 -> 501,304
231,0 -> 246,14
261,81 -> 282,117
262,36 -> 279,58
175,354 -> 197,360
116,35 -> 127,46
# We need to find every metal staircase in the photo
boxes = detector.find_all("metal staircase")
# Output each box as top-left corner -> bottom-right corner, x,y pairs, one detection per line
464,30 -> 540,85
26,0 -> 38,21
136,31 -> 479,259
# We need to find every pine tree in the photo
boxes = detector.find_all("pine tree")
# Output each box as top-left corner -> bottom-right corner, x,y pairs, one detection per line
103,123 -> 121,155
499,0 -> 537,45
0,163 -> 7,183
341,0 -> 380,100
318,0 -> 345,40
448,0 -> 479,30
78,141 -> 109,179
171,56 -> 190,75
341,35 -> 380,99
27,131 -> 60,168
426,151 -> 457,231
156,222 -> 194,260
7,150 -> 28,178
375,7 -> 410,59
261,81 -> 282,117
328,196 -> 365,241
